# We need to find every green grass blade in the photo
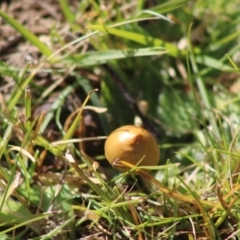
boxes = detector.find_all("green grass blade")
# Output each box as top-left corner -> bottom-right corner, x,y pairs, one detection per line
65,47 -> 167,66
0,10 -> 53,58
87,25 -> 183,57
59,0 -> 75,23
39,85 -> 75,133
76,77 -> 110,133
195,55 -> 231,71
24,88 -> 31,132
63,90 -> 97,143
40,215 -> 75,240
0,108 -> 18,158
146,0 -> 189,14
225,54 -> 239,70
7,63 -> 31,111
187,24 -> 220,140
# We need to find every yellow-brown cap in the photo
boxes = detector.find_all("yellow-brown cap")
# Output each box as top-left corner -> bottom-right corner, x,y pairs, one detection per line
104,125 -> 160,172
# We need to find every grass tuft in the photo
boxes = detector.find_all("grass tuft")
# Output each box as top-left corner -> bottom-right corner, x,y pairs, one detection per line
1,0 -> 240,239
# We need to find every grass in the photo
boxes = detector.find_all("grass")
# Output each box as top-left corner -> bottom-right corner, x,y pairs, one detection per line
1,0 -> 240,239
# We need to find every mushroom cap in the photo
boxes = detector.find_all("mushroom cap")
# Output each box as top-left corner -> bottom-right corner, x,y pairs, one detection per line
104,125 -> 160,172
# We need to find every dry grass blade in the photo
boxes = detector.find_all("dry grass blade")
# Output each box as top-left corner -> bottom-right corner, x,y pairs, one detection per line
117,160 -> 215,208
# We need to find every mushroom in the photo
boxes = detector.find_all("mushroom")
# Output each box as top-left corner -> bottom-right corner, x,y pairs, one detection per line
104,125 -> 160,172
